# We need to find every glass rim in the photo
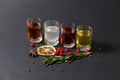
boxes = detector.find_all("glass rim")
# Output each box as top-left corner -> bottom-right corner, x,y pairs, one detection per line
44,19 -> 60,26
27,18 -> 41,24
61,22 -> 75,27
77,25 -> 92,30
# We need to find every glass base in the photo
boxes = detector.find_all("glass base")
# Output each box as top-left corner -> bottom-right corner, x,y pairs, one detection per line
80,47 -> 91,51
30,37 -> 42,43
45,40 -> 59,46
63,43 -> 75,48
76,44 -> 91,51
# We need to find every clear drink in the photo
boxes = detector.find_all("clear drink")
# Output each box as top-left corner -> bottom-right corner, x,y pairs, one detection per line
44,20 -> 60,46
76,25 -> 93,51
45,26 -> 59,42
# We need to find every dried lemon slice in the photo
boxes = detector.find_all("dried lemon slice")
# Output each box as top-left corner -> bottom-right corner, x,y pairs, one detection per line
37,45 -> 56,56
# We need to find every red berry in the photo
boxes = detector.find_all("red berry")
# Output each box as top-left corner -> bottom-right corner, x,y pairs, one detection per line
57,48 -> 61,50
68,51 -> 73,55
86,50 -> 90,52
55,50 -> 59,56
60,49 -> 64,53
60,52 -> 64,56
57,48 -> 61,52
65,48 -> 69,52
30,43 -> 35,47
54,51 -> 59,55
56,49 -> 60,53
76,49 -> 80,53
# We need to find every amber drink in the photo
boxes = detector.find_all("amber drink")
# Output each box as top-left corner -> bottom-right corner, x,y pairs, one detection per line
27,18 -> 42,43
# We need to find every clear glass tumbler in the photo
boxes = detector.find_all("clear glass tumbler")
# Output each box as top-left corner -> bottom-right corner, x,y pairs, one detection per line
27,18 -> 42,43
60,22 -> 76,48
44,20 -> 60,46
76,25 -> 93,51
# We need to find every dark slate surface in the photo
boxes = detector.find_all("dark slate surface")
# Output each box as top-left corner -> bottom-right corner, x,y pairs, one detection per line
0,0 -> 120,80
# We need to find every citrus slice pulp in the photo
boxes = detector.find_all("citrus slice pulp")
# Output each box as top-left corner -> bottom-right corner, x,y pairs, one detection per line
37,45 -> 56,56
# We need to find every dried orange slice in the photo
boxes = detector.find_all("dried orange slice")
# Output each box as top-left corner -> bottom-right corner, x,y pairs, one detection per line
37,45 -> 56,56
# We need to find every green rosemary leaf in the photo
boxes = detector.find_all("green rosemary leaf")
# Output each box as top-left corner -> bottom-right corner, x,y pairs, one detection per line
42,52 -> 92,66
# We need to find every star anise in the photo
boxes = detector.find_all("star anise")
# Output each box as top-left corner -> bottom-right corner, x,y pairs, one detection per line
28,49 -> 38,57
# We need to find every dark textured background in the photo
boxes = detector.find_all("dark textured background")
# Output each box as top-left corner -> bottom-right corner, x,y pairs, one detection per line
0,0 -> 120,80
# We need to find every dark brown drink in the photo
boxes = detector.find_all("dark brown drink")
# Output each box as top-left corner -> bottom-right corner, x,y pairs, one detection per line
60,27 -> 75,44
60,23 -> 76,48
27,18 -> 42,43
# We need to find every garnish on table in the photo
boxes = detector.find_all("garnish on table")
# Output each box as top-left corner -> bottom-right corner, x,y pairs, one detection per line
41,47 -> 92,66
30,43 -> 35,47
37,45 -> 56,56
28,44 -> 92,66
28,49 -> 38,57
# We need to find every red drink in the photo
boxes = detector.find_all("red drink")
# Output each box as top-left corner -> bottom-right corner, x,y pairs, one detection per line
60,23 -> 76,48
27,18 -> 42,43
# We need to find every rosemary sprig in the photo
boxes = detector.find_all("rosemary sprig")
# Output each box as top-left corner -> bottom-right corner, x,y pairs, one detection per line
41,52 -> 92,66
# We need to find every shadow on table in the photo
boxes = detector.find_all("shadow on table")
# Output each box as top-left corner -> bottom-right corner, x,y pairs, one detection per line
91,41 -> 115,53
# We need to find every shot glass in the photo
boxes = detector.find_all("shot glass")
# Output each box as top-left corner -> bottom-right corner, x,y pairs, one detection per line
27,18 -> 42,43
76,25 -> 93,51
44,20 -> 60,46
60,22 -> 76,48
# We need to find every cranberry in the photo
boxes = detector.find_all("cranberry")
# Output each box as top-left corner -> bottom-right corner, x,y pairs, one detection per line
56,49 -> 60,54
60,52 -> 64,56
60,49 -> 64,53
76,49 -> 80,53
65,48 -> 69,52
68,51 -> 73,55
57,48 -> 61,52
57,48 -> 61,50
86,50 -> 90,52
54,51 -> 59,55
30,43 -> 35,47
